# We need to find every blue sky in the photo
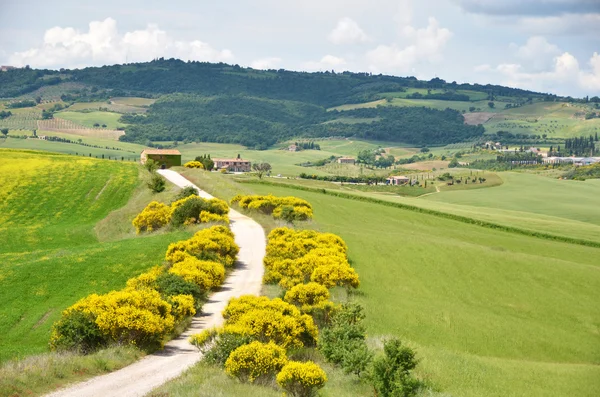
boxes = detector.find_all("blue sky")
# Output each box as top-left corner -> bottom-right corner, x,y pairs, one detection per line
1,0 -> 599,96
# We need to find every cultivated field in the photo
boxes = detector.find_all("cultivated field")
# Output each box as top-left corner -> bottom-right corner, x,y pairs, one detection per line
54,111 -> 126,130
0,150 -> 191,362
38,118 -> 125,140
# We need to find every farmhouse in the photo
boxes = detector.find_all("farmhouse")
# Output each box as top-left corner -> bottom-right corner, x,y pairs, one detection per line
213,158 -> 252,172
386,175 -> 409,185
288,144 -> 298,152
0,65 -> 16,72
338,157 -> 356,164
140,149 -> 182,168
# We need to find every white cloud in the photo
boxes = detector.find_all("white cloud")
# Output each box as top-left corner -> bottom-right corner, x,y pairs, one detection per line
302,55 -> 347,71
328,17 -> 369,45
250,57 -> 283,70
481,52 -> 600,95
8,18 -> 234,68
474,63 -> 492,72
366,17 -> 452,74
509,36 -> 561,71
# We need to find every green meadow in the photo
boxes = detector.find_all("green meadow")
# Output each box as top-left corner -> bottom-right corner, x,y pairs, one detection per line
238,180 -> 600,397
0,150 -> 191,362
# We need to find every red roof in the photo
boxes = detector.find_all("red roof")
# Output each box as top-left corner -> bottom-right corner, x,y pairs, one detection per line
142,149 -> 181,155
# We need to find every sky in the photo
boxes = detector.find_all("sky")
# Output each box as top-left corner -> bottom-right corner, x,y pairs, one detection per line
1,0 -> 599,97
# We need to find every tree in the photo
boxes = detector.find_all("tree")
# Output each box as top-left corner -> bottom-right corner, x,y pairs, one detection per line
488,101 -> 495,109
252,162 -> 272,179
1,128 -> 8,137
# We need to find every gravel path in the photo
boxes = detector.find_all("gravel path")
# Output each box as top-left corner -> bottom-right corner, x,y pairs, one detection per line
46,169 -> 265,397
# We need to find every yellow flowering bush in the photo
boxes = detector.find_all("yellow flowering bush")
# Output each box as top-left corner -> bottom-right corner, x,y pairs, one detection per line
165,225 -> 239,267
51,288 -> 175,351
276,361 -> 327,397
225,341 -> 288,383
231,194 -> 313,221
168,294 -> 196,322
126,266 -> 163,290
132,201 -> 172,233
189,327 -> 219,351
170,196 -> 229,226
263,228 -> 358,291
310,263 -> 360,289
284,283 -> 330,308
184,161 -> 205,169
222,296 -> 318,348
168,257 -> 225,290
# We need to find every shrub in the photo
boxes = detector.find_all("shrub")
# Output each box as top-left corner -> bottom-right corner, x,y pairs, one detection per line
168,294 -> 196,322
125,266 -> 163,290
370,338 -> 423,397
231,194 -> 313,221
284,283 -> 330,309
184,161 -> 205,169
276,361 -> 327,397
168,257 -> 225,290
51,289 -> 175,352
154,272 -> 206,307
222,296 -> 318,348
132,201 -> 172,233
204,333 -> 253,366
310,263 -> 360,289
319,303 -> 372,378
225,341 -> 288,383
147,172 -> 166,192
165,226 -> 239,267
190,328 -> 219,352
144,159 -> 159,172
49,310 -> 107,354
173,185 -> 198,202
170,196 -> 229,226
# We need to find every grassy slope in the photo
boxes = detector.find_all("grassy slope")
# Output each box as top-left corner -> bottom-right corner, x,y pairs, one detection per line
0,150 -> 190,362
242,183 -> 600,397
0,137 -> 142,160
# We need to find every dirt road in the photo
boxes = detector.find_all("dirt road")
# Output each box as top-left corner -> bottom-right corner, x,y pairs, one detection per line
46,169 -> 265,397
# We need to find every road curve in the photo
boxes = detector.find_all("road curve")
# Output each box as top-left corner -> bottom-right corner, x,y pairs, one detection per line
46,169 -> 265,397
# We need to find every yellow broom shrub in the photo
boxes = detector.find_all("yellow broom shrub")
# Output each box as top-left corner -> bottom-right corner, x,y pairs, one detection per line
225,341 -> 288,383
168,257 -> 225,290
183,161 -> 205,169
168,294 -> 196,322
222,296 -> 318,348
165,225 -> 239,267
310,263 -> 360,289
276,361 -> 327,397
125,266 -> 163,290
132,201 -> 172,233
231,194 -> 313,221
55,288 -> 175,350
284,283 -> 330,308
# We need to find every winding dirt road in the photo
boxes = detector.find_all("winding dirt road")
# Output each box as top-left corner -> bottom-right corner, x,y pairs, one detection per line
46,169 -> 265,397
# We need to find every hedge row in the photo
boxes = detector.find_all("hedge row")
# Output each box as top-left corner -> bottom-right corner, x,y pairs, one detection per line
133,194 -> 229,233
231,194 -> 313,222
50,226 -> 238,354
237,179 -> 600,248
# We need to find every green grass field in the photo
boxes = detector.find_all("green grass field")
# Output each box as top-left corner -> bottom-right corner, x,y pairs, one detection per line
54,111 -> 126,129
110,97 -> 156,107
239,182 -> 600,397
0,137 -> 142,160
0,150 -> 191,362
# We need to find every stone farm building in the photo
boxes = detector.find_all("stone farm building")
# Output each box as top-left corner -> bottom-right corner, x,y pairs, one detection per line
337,157 -> 356,164
213,158 -> 252,172
140,149 -> 182,168
386,175 -> 409,185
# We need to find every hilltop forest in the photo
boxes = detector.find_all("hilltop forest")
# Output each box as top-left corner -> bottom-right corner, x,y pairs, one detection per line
0,58 -> 560,148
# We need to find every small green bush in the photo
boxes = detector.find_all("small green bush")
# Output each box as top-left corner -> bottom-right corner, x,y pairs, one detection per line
204,333 -> 252,366
171,197 -> 209,226
370,338 -> 423,397
173,186 -> 198,202
155,272 -> 206,308
147,172 -> 166,193
49,311 -> 107,354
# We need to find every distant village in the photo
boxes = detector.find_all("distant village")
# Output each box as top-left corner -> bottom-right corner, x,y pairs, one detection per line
481,141 -> 600,166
